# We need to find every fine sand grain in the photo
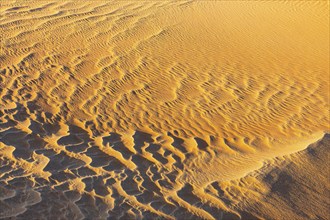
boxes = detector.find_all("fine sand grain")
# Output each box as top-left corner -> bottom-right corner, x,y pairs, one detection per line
0,1 -> 329,219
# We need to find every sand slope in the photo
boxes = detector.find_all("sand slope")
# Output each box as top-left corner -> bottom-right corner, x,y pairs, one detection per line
210,134 -> 330,220
0,0 -> 329,219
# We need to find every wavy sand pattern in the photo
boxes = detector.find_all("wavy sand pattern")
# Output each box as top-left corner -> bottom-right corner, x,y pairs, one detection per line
0,1 -> 329,219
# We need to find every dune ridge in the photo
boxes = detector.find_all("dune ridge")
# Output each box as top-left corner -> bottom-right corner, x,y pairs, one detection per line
0,102 -> 329,219
0,98 -> 329,219
1,0 -> 329,219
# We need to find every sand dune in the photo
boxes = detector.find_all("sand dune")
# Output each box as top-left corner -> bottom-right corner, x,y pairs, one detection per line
0,0 -> 329,219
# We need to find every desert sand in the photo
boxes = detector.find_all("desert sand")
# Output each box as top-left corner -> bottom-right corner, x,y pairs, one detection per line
0,0 -> 329,219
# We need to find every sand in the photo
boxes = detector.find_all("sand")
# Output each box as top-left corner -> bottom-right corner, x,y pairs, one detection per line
0,0 -> 329,219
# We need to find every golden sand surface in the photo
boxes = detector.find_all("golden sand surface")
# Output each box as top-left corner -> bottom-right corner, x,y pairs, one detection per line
0,1 -> 329,219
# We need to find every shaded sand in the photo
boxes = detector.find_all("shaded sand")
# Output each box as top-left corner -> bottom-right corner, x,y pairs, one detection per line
0,0 -> 329,219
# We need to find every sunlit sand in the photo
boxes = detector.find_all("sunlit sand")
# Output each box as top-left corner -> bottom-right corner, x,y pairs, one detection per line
0,1 -> 329,219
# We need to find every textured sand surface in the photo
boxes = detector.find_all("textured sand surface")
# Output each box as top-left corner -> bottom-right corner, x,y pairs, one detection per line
0,1 -> 329,219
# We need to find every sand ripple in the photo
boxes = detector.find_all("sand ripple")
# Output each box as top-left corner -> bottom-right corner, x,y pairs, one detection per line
0,0 -> 329,219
